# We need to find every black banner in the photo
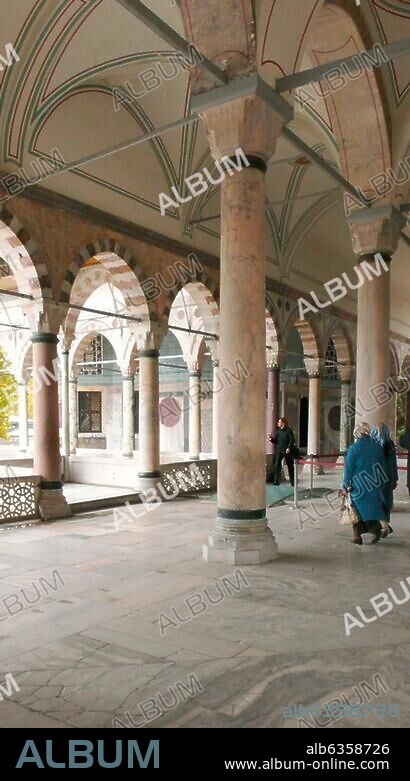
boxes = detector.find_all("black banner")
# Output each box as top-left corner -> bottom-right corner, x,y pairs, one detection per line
1,728 -> 404,774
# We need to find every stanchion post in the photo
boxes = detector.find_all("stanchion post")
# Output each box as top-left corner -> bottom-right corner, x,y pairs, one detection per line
309,454 -> 314,498
293,456 -> 298,509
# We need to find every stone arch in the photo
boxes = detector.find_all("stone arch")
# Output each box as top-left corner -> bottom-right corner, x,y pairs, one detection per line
401,353 -> 410,381
328,322 -> 354,379
161,269 -> 219,324
289,311 -> 321,355
63,266 -> 133,348
303,2 -> 391,192
167,279 -> 219,360
123,332 -> 139,376
265,297 -> 282,364
389,343 -> 400,378
59,239 -> 156,324
15,337 -> 33,381
288,310 -> 322,374
0,205 -> 49,303
69,329 -> 121,379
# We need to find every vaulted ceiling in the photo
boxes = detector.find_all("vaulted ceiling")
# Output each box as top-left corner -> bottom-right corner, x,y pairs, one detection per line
0,0 -> 409,336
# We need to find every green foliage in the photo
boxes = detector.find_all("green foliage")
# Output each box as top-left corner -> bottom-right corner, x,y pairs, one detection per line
0,348 -> 17,440
396,393 -> 406,440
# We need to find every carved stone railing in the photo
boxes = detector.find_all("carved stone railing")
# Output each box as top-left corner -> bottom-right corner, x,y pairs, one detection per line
0,475 -> 41,522
161,459 -> 217,496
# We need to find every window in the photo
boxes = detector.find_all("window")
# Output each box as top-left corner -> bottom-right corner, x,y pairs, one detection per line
323,338 -> 339,381
78,391 -> 102,433
80,335 -> 103,376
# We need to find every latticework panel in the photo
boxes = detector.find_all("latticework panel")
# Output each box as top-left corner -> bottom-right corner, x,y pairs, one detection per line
0,477 -> 40,521
161,460 -> 217,496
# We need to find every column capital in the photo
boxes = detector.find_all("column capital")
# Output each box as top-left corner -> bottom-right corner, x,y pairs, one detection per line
339,366 -> 354,383
346,205 -> 406,256
199,92 -> 284,163
266,361 -> 280,371
305,357 -> 321,377
187,360 -> 201,374
134,323 -> 165,353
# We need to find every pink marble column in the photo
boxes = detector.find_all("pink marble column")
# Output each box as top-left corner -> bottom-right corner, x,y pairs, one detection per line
200,95 -> 283,564
31,333 -> 70,519
348,207 -> 405,430
137,349 -> 160,488
266,365 -> 280,454
406,391 -> 410,431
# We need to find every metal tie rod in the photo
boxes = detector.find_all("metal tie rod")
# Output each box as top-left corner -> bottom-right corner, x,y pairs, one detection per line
277,38 -> 410,92
0,287 -> 219,339
114,0 -> 228,85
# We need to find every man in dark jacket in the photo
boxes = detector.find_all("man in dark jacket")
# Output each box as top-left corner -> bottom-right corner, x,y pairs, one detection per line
399,429 -> 410,496
269,417 -> 296,486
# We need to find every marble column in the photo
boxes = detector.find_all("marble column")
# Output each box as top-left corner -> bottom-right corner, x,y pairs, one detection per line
122,373 -> 135,457
61,350 -> 70,480
31,333 -> 70,519
69,377 -> 78,454
137,349 -> 160,488
305,365 -> 323,474
212,359 -> 219,458
266,364 -> 280,453
17,380 -> 29,452
200,94 -> 284,563
347,206 -> 405,429
307,373 -> 321,456
338,368 -> 353,456
188,364 -> 201,460
339,381 -> 351,453
406,391 -> 410,431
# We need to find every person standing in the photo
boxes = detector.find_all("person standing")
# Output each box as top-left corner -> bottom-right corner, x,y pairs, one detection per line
399,429 -> 410,498
341,422 -> 387,545
370,423 -> 398,537
269,417 -> 296,486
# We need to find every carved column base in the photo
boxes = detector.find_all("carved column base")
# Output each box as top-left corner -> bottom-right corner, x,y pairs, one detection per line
39,488 -> 71,521
203,527 -> 278,565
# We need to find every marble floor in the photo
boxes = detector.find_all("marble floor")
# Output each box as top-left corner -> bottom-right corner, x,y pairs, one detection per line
0,471 -> 409,729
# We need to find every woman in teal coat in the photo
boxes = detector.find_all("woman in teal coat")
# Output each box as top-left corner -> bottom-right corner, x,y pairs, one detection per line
370,423 -> 398,537
342,421 -> 388,545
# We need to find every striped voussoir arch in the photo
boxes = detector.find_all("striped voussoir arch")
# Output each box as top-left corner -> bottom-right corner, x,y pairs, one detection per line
0,205 -> 51,300
161,264 -> 220,323
59,238 -> 156,321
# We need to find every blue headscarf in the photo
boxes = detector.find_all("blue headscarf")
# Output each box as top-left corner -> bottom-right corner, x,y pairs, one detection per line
370,423 -> 391,448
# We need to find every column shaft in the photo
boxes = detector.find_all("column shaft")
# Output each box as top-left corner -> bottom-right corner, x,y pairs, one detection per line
18,381 -> 28,452
355,255 -> 391,427
266,366 -> 280,454
406,391 -> 410,430
188,371 -> 201,460
307,374 -> 321,456
32,333 -> 70,519
61,351 -> 70,461
212,361 -> 219,458
138,350 -> 160,481
69,379 -> 78,454
122,375 -> 135,457
339,381 -> 351,454
203,162 -> 277,563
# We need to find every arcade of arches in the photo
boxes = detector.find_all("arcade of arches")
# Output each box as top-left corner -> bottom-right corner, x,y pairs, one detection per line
0,0 -> 409,730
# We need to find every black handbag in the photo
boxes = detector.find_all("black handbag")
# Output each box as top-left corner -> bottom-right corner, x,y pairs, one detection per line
290,444 -> 300,460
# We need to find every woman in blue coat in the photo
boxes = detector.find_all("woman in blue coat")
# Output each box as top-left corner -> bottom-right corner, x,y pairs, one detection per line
370,423 -> 398,537
342,421 -> 388,545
